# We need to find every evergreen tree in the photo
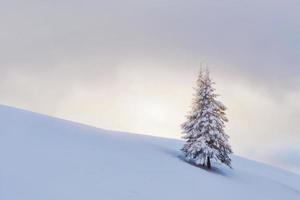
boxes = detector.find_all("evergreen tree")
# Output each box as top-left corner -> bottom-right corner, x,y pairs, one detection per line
181,69 -> 233,169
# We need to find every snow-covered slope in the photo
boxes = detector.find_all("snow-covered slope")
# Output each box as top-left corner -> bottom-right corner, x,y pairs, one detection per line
0,105 -> 299,200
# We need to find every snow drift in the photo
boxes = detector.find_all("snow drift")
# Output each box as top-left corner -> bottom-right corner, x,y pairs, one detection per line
0,105 -> 299,200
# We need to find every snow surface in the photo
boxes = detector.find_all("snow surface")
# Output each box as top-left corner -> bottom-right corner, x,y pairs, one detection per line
0,105 -> 300,200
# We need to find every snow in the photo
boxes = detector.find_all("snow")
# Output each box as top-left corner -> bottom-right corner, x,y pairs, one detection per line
0,105 -> 299,200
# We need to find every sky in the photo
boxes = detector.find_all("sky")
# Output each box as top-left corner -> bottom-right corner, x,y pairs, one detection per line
0,0 -> 300,173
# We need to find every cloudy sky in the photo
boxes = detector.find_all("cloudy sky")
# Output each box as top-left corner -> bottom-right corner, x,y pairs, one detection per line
1,0 -> 299,173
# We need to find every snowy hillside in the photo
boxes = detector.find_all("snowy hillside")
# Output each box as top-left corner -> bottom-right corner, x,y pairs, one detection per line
0,105 -> 299,200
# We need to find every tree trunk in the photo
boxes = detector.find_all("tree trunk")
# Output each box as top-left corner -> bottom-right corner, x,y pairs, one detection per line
206,156 -> 211,169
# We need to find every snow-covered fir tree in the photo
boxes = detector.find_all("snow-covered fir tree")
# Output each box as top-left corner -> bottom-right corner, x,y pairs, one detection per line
181,69 -> 233,169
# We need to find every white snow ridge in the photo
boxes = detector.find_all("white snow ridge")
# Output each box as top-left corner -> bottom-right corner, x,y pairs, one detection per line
0,105 -> 299,200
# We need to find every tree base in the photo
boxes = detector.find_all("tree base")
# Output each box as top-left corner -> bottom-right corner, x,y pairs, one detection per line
206,157 -> 211,169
